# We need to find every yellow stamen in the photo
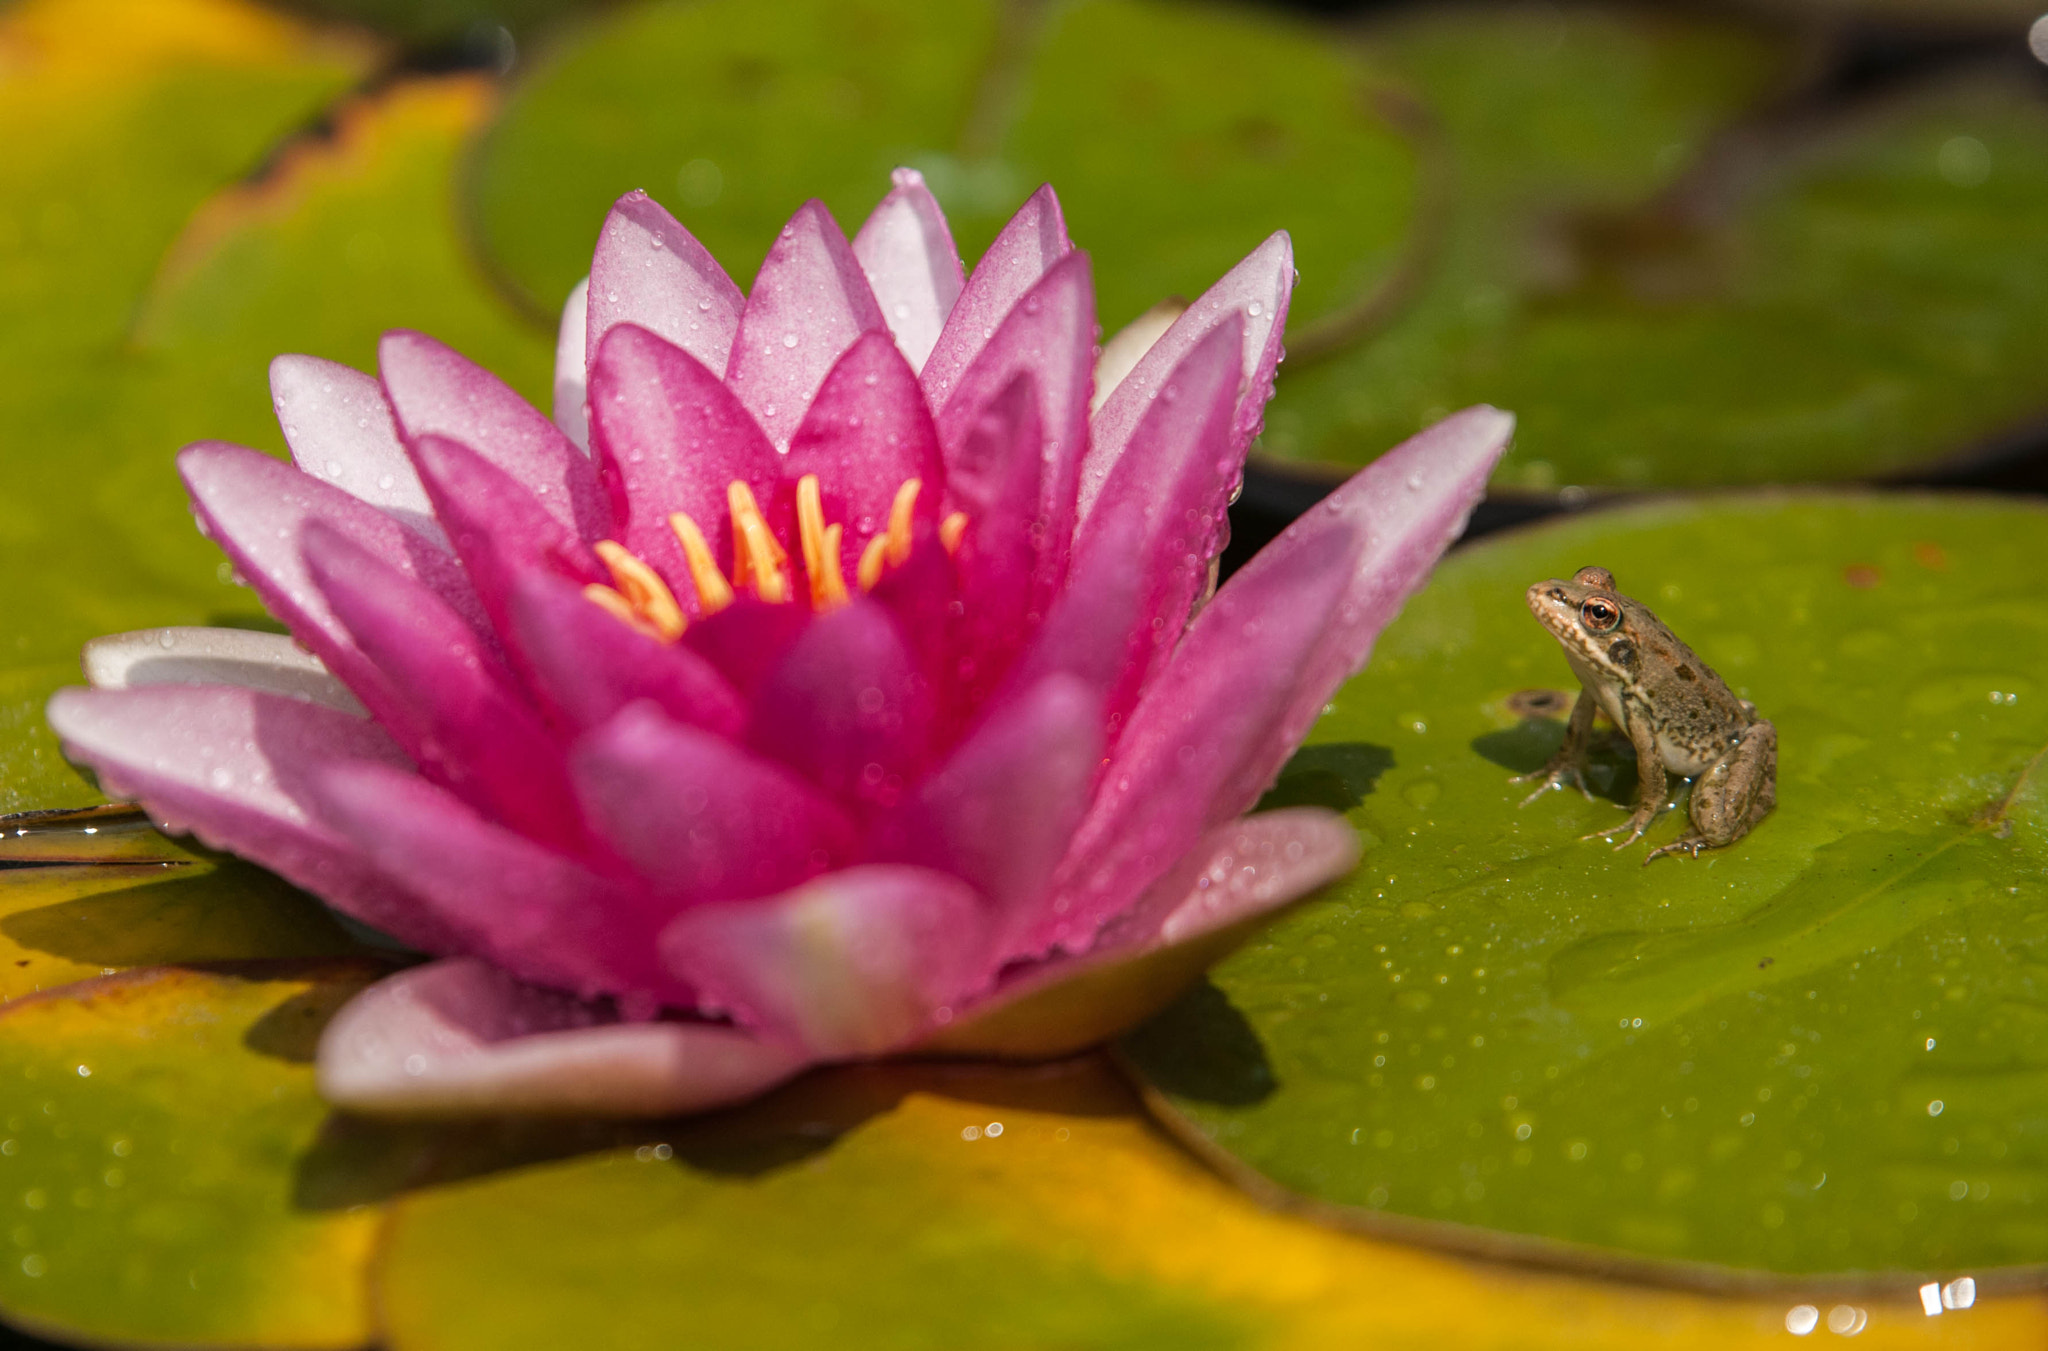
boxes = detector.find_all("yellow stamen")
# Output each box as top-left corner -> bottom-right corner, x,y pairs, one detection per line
857,535 -> 889,592
593,541 -> 686,641
668,511 -> 735,615
727,480 -> 789,604
886,479 -> 921,567
939,512 -> 968,555
795,475 -> 851,611
583,583 -> 665,642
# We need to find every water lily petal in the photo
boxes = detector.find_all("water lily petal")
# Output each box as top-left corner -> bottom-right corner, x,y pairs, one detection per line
570,701 -> 856,905
781,329 -> 942,575
317,958 -> 804,1117
506,569 -> 746,739
303,523 -> 582,852
179,441 -> 485,695
935,252 -> 1095,609
409,432 -> 605,646
551,277 -> 590,450
1043,407 -> 1512,953
884,673 -> 1101,957
307,762 -> 681,1004
725,199 -> 886,450
747,598 -> 930,811
1090,299 -> 1186,416
586,322 -> 780,602
83,626 -> 363,715
44,685 -> 454,953
661,865 -> 990,1058
945,374 -> 1044,708
1080,231 -> 1294,524
586,189 -> 744,377
852,167 -> 964,373
681,598 -> 812,701
1007,316 -> 1244,737
922,808 -> 1358,1058
270,354 -> 443,542
920,183 -> 1070,411
378,328 -> 611,541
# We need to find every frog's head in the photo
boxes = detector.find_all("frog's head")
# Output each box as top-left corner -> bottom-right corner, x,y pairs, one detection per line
1526,565 -> 1643,684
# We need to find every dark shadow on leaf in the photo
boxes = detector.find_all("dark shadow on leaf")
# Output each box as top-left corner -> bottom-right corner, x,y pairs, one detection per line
1117,978 -> 1276,1107
1472,717 -> 1637,807
0,860 -> 355,967
203,611 -> 290,634
244,981 -> 365,1064
1257,742 -> 1395,813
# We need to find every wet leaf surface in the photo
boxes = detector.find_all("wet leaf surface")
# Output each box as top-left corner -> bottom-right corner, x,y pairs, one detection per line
470,0 -> 1415,334
0,964 -> 388,1349
371,1053 -> 2045,1349
1123,494 -> 2048,1280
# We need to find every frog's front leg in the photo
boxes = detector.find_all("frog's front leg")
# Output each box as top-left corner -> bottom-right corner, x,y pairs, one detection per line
1584,699 -> 1665,848
1644,720 -> 1778,864
1514,686 -> 1600,804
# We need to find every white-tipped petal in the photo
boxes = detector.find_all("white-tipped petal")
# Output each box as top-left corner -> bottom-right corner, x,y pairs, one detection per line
269,355 -> 444,543
83,627 -> 364,715
317,958 -> 807,1117
552,277 -> 591,450
853,167 -> 966,373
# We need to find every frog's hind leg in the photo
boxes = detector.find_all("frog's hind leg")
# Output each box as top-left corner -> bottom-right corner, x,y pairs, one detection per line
1644,720 -> 1777,865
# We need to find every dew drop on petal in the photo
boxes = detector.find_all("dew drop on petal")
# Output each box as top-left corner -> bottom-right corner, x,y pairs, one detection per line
782,333 -> 799,349
1248,300 -> 1263,317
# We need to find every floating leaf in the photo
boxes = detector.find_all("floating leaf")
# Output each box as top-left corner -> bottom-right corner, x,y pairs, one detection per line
1267,11 -> 2048,488
0,964 -> 386,1348
470,0 -> 1414,332
1124,494 -> 2048,1281
367,1053 -> 2038,1349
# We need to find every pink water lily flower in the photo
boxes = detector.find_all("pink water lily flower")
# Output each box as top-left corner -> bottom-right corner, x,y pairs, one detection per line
48,172 -> 1510,1117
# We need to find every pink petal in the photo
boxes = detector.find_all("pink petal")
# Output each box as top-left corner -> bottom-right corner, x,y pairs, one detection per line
1041,406 -> 1513,954
746,598 -> 930,811
569,701 -> 856,905
922,808 -> 1359,1058
179,441 -> 485,691
317,958 -> 805,1117
944,374 -> 1043,709
1080,232 -> 1294,525
586,190 -> 744,376
661,865 -> 990,1058
852,167 -> 964,372
780,330 -> 942,576
1006,317 -> 1244,738
307,762 -> 683,1005
920,183 -> 1070,411
681,598 -> 812,701
552,278 -> 590,450
935,252 -> 1096,609
302,523 -> 581,852
881,673 -> 1101,958
378,329 -> 611,541
44,685 -> 456,953
83,626 -> 363,716
586,322 -> 779,603
409,432 -> 605,645
505,568 -> 746,739
724,199 -> 886,449
269,355 -> 442,543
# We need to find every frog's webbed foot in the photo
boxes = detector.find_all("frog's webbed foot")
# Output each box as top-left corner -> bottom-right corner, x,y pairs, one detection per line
1513,760 -> 1596,805
1643,834 -> 1709,865
1582,805 -> 1659,849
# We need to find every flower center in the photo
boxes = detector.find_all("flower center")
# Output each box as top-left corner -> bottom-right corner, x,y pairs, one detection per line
582,474 -> 966,643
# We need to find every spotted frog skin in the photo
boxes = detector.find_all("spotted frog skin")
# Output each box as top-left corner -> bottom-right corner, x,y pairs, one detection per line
1517,566 -> 1776,863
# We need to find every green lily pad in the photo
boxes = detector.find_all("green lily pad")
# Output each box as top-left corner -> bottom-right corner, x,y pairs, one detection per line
470,0 -> 1415,333
1266,11 -> 2048,489
370,1053 -> 2028,1350
0,0 -> 550,812
1122,493 -> 2048,1282
0,963 -> 387,1348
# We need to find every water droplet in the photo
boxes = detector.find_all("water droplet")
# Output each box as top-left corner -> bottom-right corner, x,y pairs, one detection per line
782,332 -> 799,348
1247,300 -> 1263,317
698,298 -> 713,311
377,474 -> 396,490
325,459 -> 344,478
208,767 -> 233,790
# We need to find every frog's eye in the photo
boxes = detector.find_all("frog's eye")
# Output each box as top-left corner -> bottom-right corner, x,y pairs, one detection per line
1580,597 -> 1620,632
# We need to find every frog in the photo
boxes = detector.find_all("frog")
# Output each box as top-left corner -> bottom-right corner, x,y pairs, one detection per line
1516,565 -> 1775,863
